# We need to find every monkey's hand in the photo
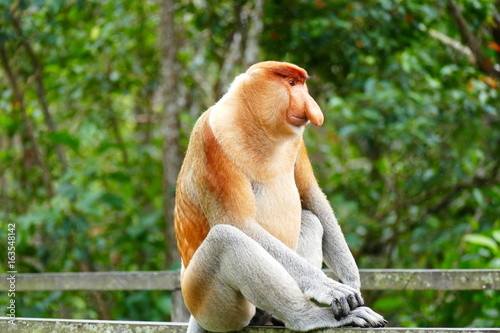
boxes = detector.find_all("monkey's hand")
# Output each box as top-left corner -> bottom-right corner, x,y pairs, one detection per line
303,278 -> 364,318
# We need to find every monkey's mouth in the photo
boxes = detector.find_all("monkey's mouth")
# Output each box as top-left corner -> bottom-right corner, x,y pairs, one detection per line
289,115 -> 309,127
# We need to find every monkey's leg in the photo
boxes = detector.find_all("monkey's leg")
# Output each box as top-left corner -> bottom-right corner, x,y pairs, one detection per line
240,220 -> 363,317
296,210 -> 324,268
182,224 -> 374,332
186,315 -> 207,333
255,210 -> 323,327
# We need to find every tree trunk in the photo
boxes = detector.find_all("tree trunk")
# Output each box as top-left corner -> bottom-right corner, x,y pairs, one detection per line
158,0 -> 182,268
217,0 -> 265,96
243,0 -> 265,68
0,44 -> 54,197
11,11 -> 68,172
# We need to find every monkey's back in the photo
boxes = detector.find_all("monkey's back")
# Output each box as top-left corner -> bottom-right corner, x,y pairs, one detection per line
174,111 -> 212,268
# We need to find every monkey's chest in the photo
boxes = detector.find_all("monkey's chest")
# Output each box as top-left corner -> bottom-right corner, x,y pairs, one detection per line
252,174 -> 302,250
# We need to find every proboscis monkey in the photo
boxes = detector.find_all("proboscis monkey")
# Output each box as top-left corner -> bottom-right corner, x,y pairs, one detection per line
174,61 -> 386,332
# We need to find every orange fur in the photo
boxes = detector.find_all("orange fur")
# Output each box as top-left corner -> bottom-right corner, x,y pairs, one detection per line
294,140 -> 318,201
175,110 -> 256,267
246,61 -> 309,83
203,115 -> 255,220
174,61 -> 322,268
174,188 -> 209,268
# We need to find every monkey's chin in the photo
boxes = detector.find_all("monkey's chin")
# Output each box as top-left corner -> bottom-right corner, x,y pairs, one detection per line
286,120 -> 308,136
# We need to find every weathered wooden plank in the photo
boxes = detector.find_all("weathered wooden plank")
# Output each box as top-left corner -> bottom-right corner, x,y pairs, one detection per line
355,269 -> 500,290
0,318 -> 499,333
0,270 -> 180,291
1,269 -> 499,292
0,317 -> 187,333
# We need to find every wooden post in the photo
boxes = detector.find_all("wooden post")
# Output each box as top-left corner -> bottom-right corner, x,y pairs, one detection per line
171,290 -> 190,322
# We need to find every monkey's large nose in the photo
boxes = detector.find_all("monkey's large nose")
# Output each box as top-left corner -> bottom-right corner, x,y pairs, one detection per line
305,95 -> 324,126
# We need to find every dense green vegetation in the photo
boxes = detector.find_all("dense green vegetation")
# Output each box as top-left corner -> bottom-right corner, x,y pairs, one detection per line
1,0 -> 499,327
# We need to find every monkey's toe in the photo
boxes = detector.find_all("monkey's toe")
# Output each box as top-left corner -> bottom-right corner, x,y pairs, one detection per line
348,306 -> 387,328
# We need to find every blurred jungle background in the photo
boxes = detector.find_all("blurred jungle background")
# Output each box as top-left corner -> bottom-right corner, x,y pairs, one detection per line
0,0 -> 499,327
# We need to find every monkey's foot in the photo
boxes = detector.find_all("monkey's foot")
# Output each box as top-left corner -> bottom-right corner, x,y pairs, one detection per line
304,279 -> 364,318
339,306 -> 388,328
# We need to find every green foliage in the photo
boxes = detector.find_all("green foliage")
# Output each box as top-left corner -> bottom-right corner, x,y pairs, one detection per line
0,0 -> 499,327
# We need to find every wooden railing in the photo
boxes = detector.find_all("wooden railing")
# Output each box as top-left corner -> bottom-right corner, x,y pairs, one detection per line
1,269 -> 499,332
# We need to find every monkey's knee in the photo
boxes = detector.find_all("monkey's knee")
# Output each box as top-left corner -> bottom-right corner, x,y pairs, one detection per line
194,301 -> 255,332
300,210 -> 324,240
301,210 -> 322,229
208,224 -> 247,241
201,224 -> 253,253
183,225 -> 258,332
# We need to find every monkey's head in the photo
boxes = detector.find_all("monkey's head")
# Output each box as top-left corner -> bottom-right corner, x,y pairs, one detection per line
232,61 -> 324,135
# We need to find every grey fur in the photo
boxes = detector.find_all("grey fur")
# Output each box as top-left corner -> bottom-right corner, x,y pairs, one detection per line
296,210 -> 324,268
184,219 -> 386,332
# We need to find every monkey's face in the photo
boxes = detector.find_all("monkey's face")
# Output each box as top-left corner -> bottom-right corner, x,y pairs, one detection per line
285,80 -> 324,128
244,61 -> 324,134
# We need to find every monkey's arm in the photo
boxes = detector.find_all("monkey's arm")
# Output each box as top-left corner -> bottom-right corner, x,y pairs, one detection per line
295,141 -> 361,291
239,220 -> 362,313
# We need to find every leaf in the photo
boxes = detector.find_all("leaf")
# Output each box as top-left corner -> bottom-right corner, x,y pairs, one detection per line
472,188 -> 485,207
480,76 -> 498,89
373,296 -> 406,312
338,124 -> 357,138
90,26 -> 101,41
364,78 -> 377,94
154,294 -> 172,314
463,234 -> 499,254
487,41 -> 500,52
98,193 -> 125,210
492,230 -> 500,244
315,0 -> 325,9
58,183 -> 77,200
108,171 -> 131,183
49,131 -> 80,151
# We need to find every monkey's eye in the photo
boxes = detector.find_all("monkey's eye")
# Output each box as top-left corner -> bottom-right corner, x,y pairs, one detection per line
288,80 -> 296,86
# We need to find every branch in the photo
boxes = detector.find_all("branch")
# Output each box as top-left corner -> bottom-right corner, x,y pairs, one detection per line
375,143 -> 500,223
427,28 -> 475,63
76,261 -> 110,320
446,0 -> 500,78
0,44 -> 54,197
104,61 -> 129,167
425,177 -> 490,215
11,10 -> 68,171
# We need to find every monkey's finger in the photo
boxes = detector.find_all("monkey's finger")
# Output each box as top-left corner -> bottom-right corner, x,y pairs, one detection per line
335,297 -> 351,318
331,299 -> 341,318
341,297 -> 351,316
346,294 -> 358,310
355,292 -> 365,306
